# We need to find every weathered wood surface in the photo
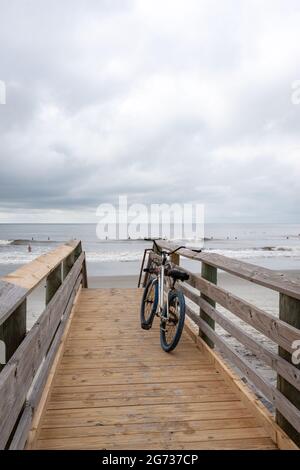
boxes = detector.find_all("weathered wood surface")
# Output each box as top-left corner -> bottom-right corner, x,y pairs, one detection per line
156,240 -> 300,300
0,280 -> 27,325
0,299 -> 26,368
9,276 -> 82,450
153,241 -> 300,447
185,270 -> 300,354
200,262 -> 217,348
46,264 -> 62,305
152,245 -> 300,355
277,293 -> 300,446
29,288 -> 283,450
0,253 -> 84,449
2,240 -> 81,291
30,274 -> 83,410
9,405 -> 33,450
180,284 -> 300,392
62,251 -> 75,280
186,309 -> 300,434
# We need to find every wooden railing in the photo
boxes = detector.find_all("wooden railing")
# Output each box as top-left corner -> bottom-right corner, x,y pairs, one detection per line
0,240 -> 87,449
145,240 -> 300,447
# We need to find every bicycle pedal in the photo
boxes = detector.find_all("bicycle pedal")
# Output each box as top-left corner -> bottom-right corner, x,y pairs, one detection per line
141,323 -> 151,330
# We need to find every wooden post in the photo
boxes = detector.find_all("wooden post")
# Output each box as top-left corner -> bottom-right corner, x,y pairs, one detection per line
74,241 -> 82,261
72,241 -> 88,288
0,300 -> 26,370
81,256 -> 88,288
200,262 -> 217,348
276,293 -> 300,446
46,264 -> 62,305
170,253 -> 180,266
62,252 -> 75,280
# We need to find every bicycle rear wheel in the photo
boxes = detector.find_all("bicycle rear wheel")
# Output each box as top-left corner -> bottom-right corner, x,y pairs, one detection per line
140,278 -> 158,330
160,290 -> 185,352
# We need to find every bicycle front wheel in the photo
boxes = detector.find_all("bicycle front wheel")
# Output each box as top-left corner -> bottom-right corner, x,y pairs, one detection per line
160,290 -> 185,352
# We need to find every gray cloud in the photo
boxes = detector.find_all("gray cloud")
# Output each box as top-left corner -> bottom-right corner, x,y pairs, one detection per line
0,0 -> 300,222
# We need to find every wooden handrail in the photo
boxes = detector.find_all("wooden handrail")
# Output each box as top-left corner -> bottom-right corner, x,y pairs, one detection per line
0,241 -> 87,449
156,239 -> 300,300
0,240 -> 82,327
145,240 -> 300,446
1,239 -> 81,292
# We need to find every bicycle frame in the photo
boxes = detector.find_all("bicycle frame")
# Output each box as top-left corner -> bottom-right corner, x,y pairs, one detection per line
143,240 -> 201,321
157,258 -> 169,320
153,251 -> 175,321
140,241 -> 201,351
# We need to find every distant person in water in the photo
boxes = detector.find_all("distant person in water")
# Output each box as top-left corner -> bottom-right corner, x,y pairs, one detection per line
28,244 -> 32,253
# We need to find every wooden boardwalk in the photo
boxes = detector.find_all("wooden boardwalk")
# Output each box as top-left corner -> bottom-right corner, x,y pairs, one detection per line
29,288 -> 279,450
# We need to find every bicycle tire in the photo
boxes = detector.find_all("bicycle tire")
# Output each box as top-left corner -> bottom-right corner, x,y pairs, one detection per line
140,277 -> 158,330
160,289 -> 185,352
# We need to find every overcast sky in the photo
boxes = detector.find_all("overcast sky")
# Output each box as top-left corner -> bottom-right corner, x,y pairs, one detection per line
0,0 -> 300,223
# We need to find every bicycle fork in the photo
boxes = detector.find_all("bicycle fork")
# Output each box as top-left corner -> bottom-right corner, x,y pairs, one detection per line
158,265 -> 169,328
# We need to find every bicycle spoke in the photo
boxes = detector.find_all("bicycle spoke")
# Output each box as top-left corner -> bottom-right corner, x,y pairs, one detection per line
164,298 -> 180,345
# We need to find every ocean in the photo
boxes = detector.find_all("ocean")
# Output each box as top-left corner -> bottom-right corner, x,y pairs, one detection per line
0,223 -> 300,278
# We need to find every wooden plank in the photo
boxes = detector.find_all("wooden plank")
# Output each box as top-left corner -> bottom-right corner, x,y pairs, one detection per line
47,393 -> 238,410
41,406 -> 251,429
200,262 -> 217,347
29,275 -> 82,410
181,285 -> 300,392
51,380 -> 227,396
46,264 -> 62,305
26,284 -> 82,449
9,405 -> 32,450
184,317 -> 299,450
62,252 -> 75,280
195,317 -> 300,433
10,280 -> 82,450
0,280 -> 27,326
0,299 -> 26,367
185,270 -> 300,354
37,417 -> 259,439
36,436 -> 277,450
156,240 -> 300,300
27,287 -> 291,450
1,240 -> 81,291
0,253 -> 84,449
37,426 -> 271,450
277,293 -> 300,446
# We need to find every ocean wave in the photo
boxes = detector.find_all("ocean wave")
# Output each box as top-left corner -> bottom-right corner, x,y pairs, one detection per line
208,247 -> 300,259
0,244 -> 299,267
0,240 -> 13,245
0,251 -> 47,264
11,239 -> 58,245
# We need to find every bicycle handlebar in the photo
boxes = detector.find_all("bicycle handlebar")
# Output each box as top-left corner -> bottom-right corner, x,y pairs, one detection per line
149,239 -> 202,256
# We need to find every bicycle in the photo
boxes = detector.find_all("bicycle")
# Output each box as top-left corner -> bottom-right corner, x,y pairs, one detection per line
140,240 -> 199,352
